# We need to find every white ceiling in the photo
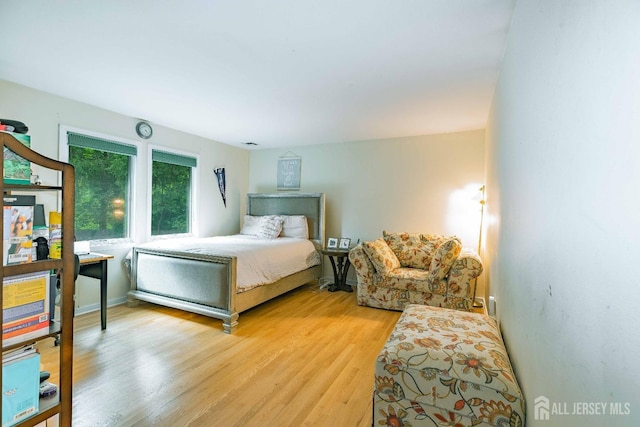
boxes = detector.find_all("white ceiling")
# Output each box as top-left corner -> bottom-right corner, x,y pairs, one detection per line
0,0 -> 515,149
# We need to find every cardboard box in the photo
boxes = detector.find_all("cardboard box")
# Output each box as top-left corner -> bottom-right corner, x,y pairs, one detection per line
2,271 -> 50,346
3,195 -> 35,265
2,130 -> 31,185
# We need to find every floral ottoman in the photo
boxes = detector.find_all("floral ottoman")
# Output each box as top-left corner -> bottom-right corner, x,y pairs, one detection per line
374,304 -> 525,427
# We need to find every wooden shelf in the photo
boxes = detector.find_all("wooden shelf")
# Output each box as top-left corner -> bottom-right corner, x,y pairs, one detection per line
1,131 -> 75,426
3,259 -> 63,277
3,184 -> 63,192
2,323 -> 62,353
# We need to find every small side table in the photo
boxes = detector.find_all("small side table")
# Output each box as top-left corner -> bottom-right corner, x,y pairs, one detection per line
322,248 -> 353,292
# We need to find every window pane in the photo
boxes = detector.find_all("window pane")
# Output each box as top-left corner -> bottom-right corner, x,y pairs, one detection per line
152,160 -> 191,235
69,147 -> 130,240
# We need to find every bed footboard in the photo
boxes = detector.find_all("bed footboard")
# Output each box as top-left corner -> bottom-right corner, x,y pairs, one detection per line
128,247 -> 239,333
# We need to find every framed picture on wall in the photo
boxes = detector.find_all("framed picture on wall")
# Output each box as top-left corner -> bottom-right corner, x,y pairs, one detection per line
339,238 -> 351,250
277,156 -> 301,191
327,237 -> 338,249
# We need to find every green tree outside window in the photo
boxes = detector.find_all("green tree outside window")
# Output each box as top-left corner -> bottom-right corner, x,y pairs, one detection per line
69,147 -> 130,240
151,161 -> 191,235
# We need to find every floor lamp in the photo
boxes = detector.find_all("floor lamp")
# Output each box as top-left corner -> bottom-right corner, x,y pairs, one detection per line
472,185 -> 485,309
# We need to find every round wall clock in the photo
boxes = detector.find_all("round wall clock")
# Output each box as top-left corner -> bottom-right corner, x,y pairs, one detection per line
136,121 -> 153,139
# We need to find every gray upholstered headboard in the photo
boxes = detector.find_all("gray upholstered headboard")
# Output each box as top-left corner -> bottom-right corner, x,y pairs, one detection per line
246,193 -> 325,247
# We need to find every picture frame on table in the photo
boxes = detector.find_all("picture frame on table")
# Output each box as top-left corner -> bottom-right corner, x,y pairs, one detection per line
327,237 -> 338,249
339,238 -> 351,250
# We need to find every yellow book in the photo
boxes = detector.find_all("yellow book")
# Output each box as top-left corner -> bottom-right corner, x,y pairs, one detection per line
2,272 -> 50,346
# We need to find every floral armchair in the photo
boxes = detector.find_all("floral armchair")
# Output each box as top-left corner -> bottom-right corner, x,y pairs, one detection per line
348,231 -> 483,311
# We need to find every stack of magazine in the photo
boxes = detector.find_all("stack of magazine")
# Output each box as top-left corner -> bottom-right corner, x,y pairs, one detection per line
2,344 -> 40,426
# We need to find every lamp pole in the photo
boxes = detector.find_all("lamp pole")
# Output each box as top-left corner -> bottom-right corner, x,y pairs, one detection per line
472,185 -> 485,309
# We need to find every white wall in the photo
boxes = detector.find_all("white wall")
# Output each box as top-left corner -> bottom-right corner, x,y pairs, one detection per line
249,130 -> 485,287
1,80 -> 249,313
486,1 -> 640,426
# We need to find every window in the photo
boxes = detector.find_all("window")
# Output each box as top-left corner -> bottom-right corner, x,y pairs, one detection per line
67,132 -> 136,241
151,149 -> 197,236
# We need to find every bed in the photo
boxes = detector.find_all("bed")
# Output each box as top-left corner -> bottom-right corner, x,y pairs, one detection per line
127,192 -> 325,333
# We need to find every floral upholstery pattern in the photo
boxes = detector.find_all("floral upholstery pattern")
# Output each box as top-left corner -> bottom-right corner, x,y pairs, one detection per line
363,238 -> 401,274
427,237 -> 462,282
383,231 -> 443,269
374,304 -> 525,427
349,234 -> 482,312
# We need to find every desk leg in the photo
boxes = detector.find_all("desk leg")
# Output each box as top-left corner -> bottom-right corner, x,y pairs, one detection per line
99,260 -> 107,330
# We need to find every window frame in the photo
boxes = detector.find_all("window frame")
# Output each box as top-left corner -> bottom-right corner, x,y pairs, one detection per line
59,125 -> 140,245
147,144 -> 199,240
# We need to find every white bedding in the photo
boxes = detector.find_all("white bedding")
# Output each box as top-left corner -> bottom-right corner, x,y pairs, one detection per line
135,235 -> 321,293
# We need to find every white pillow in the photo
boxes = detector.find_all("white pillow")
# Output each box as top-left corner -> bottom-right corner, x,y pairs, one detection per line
257,216 -> 283,239
279,215 -> 309,239
241,214 -> 308,239
240,215 -> 263,236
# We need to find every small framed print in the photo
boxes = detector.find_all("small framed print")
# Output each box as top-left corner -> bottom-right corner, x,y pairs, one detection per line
339,238 -> 351,250
327,237 -> 338,249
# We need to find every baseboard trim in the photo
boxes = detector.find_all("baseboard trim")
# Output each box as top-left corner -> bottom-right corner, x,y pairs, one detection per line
75,296 -> 127,316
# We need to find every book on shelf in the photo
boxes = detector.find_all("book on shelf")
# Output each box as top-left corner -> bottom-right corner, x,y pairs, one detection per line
2,130 -> 31,185
2,343 -> 36,364
2,271 -> 50,346
2,346 -> 40,427
3,195 -> 36,266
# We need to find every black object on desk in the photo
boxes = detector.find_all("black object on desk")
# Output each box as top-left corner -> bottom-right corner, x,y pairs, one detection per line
322,249 -> 353,292
78,253 -> 114,330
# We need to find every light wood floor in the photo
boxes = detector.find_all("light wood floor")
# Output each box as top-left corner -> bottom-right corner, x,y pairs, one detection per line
58,283 -> 401,426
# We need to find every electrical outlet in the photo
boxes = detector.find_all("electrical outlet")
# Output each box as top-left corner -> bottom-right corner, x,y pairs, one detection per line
488,296 -> 496,316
